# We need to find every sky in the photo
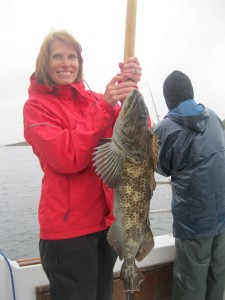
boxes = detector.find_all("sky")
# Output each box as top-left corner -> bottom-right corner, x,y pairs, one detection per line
0,0 -> 225,145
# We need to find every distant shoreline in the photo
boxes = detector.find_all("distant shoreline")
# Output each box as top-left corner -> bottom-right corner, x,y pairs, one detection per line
5,141 -> 30,147
2,120 -> 225,146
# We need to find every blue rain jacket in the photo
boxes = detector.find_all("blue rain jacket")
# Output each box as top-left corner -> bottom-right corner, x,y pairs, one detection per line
154,100 -> 225,239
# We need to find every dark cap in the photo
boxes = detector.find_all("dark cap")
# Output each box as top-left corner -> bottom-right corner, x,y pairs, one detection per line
163,70 -> 194,110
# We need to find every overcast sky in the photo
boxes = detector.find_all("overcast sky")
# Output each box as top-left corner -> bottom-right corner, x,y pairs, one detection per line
0,0 -> 224,145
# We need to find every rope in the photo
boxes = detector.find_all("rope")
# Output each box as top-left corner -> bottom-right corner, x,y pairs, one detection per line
0,251 -> 16,300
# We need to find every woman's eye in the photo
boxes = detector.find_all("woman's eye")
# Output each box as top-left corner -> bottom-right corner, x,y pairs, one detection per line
52,54 -> 61,60
69,54 -> 77,60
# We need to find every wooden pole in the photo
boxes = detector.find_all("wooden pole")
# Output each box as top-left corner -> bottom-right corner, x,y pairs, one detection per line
124,0 -> 137,61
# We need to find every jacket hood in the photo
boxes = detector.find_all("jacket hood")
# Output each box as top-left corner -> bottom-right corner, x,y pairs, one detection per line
163,70 -> 194,109
167,99 -> 209,132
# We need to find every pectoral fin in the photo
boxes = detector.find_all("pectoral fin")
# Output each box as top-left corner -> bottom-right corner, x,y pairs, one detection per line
93,140 -> 125,188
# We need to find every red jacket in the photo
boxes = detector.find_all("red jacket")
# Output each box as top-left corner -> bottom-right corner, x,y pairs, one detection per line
23,75 -> 121,240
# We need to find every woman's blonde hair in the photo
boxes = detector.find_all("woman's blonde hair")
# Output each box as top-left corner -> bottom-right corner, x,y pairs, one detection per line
35,30 -> 83,86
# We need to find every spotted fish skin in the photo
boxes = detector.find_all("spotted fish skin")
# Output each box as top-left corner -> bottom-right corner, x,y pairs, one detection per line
93,89 -> 158,294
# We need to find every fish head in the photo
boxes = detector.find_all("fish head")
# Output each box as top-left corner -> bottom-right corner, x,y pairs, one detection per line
113,89 -> 149,159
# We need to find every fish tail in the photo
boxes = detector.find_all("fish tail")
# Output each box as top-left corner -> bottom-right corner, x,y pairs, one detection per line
120,259 -> 144,293
125,291 -> 135,300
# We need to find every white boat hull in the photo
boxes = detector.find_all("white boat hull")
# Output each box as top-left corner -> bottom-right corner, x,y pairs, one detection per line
0,235 -> 175,300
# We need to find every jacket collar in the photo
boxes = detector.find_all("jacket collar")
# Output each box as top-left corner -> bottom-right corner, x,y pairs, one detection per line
28,73 -> 87,99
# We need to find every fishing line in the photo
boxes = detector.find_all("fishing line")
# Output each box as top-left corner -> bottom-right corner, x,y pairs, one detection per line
83,79 -> 100,102
0,251 -> 16,300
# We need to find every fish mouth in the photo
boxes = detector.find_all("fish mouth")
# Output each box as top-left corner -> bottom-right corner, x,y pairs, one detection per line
112,89 -> 149,159
121,89 -> 142,118
121,89 -> 148,126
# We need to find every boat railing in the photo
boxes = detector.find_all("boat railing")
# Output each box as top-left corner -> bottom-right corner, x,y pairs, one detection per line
150,208 -> 171,214
156,180 -> 171,185
150,179 -> 171,214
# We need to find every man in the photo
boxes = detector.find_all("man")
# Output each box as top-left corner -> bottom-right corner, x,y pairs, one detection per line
154,70 -> 225,300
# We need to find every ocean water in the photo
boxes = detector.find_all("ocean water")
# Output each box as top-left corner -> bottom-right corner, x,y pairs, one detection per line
0,146 -> 172,260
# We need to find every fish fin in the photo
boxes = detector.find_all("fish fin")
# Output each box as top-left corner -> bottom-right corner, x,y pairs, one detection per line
93,141 -> 125,188
107,225 -> 124,260
135,226 -> 154,262
120,259 -> 144,293
151,132 -> 159,170
97,138 -> 112,146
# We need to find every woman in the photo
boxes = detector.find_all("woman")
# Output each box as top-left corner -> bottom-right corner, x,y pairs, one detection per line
23,30 -> 143,300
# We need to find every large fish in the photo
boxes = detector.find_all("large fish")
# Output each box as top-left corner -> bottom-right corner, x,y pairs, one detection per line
93,89 -> 158,297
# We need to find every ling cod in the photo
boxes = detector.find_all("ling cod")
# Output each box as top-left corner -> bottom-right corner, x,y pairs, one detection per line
93,89 -> 158,296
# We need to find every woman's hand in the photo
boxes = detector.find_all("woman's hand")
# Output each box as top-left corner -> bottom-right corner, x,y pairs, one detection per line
119,56 -> 142,83
103,74 -> 137,107
104,75 -> 137,106
103,56 -> 142,107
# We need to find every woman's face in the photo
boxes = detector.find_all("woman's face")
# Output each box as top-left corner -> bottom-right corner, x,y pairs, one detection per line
49,39 -> 79,85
